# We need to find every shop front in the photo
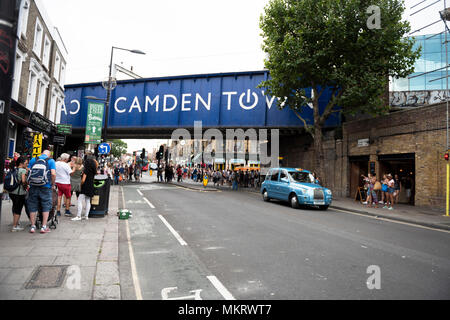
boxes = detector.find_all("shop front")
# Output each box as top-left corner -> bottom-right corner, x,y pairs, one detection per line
378,153 -> 415,205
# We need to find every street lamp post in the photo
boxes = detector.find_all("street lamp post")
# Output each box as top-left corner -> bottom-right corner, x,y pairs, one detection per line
103,46 -> 146,142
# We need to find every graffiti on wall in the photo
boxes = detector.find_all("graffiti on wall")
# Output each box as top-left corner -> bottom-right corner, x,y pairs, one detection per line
390,90 -> 450,108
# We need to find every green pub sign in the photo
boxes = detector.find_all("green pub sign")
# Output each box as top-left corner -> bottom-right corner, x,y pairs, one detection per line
85,102 -> 104,144
56,124 -> 72,135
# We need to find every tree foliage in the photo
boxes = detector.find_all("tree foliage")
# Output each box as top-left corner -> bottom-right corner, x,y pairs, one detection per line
259,0 -> 421,184
259,0 -> 421,133
109,139 -> 128,158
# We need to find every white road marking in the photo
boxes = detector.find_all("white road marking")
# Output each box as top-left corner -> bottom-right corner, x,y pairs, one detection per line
207,275 -> 236,300
158,215 -> 188,246
161,287 -> 203,300
137,189 -> 143,196
121,186 -> 143,300
143,197 -> 155,209
332,208 -> 450,234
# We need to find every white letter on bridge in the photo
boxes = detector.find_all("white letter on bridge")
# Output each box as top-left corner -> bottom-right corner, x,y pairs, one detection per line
69,100 -> 80,115
163,94 -> 177,112
195,93 -> 211,111
128,96 -> 142,113
181,94 -> 192,111
223,92 -> 237,110
145,95 -> 159,112
114,97 -> 127,113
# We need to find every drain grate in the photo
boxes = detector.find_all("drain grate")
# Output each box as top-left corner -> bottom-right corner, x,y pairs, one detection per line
25,265 -> 69,289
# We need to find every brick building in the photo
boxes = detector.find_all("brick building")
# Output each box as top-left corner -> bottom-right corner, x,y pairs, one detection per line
280,102 -> 449,210
7,0 -> 67,158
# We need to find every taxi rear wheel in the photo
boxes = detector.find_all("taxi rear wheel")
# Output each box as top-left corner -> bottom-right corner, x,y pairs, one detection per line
262,189 -> 270,202
290,194 -> 300,209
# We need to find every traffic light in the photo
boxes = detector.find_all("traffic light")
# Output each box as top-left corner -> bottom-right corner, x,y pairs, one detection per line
445,152 -> 449,161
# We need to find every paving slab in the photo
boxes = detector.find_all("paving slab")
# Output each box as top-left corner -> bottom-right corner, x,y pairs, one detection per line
5,256 -> 57,268
32,288 -> 92,300
99,243 -> 118,261
0,285 -> 36,300
53,254 -> 99,267
95,261 -> 120,286
103,231 -> 118,243
93,284 -> 121,300
1,267 -> 34,285
0,247 -> 33,257
0,268 -> 11,283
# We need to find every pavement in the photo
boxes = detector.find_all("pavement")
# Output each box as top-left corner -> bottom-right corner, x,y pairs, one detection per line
0,186 -> 120,300
168,178 -> 450,232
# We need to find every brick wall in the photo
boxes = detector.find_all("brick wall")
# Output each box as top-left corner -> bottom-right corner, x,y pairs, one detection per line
279,102 -> 448,210
342,102 -> 448,209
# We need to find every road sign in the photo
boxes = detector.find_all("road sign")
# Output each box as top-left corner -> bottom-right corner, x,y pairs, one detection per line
32,133 -> 42,157
98,143 -> 111,154
56,124 -> 72,135
53,135 -> 66,145
85,102 -> 104,144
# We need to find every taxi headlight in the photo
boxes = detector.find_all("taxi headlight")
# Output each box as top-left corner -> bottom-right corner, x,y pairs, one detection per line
326,189 -> 332,195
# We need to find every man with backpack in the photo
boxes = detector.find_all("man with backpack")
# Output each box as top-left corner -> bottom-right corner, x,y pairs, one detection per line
27,150 -> 57,234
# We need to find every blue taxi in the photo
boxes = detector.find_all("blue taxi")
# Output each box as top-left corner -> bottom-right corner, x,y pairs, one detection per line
261,168 -> 332,210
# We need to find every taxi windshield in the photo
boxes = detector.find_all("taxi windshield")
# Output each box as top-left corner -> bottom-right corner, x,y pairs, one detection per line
288,171 -> 314,183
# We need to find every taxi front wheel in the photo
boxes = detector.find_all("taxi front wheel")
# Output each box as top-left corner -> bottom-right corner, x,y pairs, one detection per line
262,190 -> 270,202
290,194 -> 300,209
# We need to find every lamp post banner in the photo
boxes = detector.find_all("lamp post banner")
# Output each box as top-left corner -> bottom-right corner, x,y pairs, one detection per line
85,102 -> 104,144
61,71 -> 340,129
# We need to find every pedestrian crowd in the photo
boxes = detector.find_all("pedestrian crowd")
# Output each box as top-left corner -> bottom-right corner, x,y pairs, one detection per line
360,172 -> 413,210
153,164 -> 262,190
110,161 -> 144,185
2,150 -> 98,233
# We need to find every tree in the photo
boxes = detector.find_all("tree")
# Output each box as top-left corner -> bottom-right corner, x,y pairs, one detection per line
259,0 -> 420,185
109,139 -> 128,158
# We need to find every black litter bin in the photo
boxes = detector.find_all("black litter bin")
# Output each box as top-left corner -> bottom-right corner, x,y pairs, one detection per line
89,174 -> 111,217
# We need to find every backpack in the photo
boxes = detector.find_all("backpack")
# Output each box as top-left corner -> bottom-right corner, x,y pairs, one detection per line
28,157 -> 51,186
4,168 -> 20,192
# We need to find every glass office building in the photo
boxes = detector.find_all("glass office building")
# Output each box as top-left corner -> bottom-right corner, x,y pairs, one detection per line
391,32 -> 450,91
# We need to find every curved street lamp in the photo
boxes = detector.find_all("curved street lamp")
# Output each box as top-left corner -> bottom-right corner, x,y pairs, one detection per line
103,46 -> 146,141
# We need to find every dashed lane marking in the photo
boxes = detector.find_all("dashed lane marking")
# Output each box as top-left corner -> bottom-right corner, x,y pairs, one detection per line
158,215 -> 188,246
207,275 -> 236,300
143,197 -> 156,209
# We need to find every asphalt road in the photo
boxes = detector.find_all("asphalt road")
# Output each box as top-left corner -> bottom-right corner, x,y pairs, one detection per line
119,178 -> 450,300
